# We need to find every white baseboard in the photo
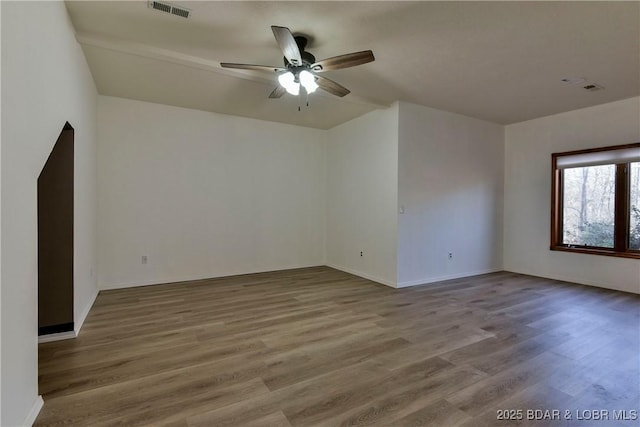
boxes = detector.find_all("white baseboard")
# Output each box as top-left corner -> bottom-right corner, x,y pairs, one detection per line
101,274 -> 225,290
38,330 -> 76,344
325,263 -> 397,288
503,268 -> 640,295
23,395 -> 44,426
100,264 -> 326,290
396,268 -> 501,288
75,287 -> 99,336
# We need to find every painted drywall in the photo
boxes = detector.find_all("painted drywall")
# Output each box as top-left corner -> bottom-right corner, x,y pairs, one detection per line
397,102 -> 504,286
0,2 -> 3,421
97,96 -> 325,289
325,105 -> 399,286
1,1 -> 98,425
504,97 -> 640,294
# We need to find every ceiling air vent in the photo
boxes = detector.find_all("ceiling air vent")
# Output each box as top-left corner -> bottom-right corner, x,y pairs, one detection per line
583,83 -> 604,92
148,1 -> 191,19
561,77 -> 586,86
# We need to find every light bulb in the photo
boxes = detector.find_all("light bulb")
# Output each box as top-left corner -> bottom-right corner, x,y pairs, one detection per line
278,71 -> 294,87
304,80 -> 318,94
278,71 -> 300,95
285,82 -> 300,96
299,70 -> 318,93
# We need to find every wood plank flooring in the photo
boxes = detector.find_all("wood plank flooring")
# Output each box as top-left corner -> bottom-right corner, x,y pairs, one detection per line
36,267 -> 640,426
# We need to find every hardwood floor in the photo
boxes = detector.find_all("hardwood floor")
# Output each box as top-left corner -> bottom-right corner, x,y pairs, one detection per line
36,267 -> 640,426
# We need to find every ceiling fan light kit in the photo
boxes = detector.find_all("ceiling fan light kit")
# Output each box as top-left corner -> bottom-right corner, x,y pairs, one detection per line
220,25 -> 375,103
277,69 -> 318,96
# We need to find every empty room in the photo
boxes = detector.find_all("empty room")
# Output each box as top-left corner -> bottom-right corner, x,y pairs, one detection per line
1,1 -> 639,426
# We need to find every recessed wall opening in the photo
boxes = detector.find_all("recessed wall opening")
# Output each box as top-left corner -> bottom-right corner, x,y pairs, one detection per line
38,122 -> 75,337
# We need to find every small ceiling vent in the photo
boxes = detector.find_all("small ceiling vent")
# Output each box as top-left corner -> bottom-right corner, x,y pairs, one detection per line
561,77 -> 586,86
148,1 -> 191,19
583,83 -> 604,92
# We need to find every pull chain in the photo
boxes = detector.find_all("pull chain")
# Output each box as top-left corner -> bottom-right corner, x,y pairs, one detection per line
296,93 -> 310,111
298,97 -> 310,111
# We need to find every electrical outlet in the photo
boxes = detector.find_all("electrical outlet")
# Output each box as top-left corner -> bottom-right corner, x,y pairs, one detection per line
448,252 -> 453,259
360,251 -> 363,257
142,255 -> 148,264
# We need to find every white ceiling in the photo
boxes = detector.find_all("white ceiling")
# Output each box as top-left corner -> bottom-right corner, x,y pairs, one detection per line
66,1 -> 640,129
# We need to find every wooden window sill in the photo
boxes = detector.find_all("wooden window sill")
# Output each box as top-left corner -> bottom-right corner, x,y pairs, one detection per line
551,245 -> 640,260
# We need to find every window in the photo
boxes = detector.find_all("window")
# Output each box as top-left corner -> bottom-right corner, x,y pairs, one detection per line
551,143 -> 640,259
631,162 -> 640,250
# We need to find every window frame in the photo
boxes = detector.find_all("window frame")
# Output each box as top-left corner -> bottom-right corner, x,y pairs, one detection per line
550,142 -> 640,260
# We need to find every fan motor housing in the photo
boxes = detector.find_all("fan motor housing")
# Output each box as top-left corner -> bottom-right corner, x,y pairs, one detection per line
284,36 -> 316,67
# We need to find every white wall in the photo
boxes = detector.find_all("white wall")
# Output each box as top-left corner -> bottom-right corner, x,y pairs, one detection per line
0,2 -> 3,421
325,105 -> 399,286
97,96 -> 325,289
504,97 -> 640,294
1,1 -> 98,425
397,102 -> 504,287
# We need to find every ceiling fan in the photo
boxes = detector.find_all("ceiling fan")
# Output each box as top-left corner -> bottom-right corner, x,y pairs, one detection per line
221,26 -> 375,99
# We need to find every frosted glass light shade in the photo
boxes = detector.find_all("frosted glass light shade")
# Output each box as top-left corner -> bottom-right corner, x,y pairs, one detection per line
278,71 -> 294,87
285,82 -> 300,95
299,70 -> 318,93
277,71 -> 300,95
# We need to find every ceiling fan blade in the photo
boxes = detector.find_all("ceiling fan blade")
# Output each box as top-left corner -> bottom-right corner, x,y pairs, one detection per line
220,63 -> 285,73
268,86 -> 286,99
316,75 -> 351,97
311,50 -> 375,72
271,26 -> 302,66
